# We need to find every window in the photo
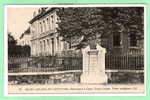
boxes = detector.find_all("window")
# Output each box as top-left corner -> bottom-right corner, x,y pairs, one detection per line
57,37 -> 59,50
51,15 -> 54,29
130,33 -> 137,47
113,33 -> 121,46
49,16 -> 52,30
43,20 -> 45,32
40,22 -> 42,33
51,38 -> 54,55
43,40 -> 45,51
51,15 -> 54,23
47,39 -> 49,45
46,18 -> 49,31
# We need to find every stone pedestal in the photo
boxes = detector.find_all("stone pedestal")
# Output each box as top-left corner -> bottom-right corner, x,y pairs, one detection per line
81,44 -> 107,84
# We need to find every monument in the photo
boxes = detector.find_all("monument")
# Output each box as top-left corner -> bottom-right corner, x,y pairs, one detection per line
81,43 -> 108,84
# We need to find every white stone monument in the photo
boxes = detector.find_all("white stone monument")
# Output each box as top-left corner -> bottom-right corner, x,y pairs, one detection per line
81,44 -> 107,84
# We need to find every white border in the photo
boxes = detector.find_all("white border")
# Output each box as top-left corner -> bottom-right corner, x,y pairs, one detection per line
4,4 -> 147,96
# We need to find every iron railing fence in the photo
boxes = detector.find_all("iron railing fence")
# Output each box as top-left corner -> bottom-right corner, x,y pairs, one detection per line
105,53 -> 144,70
8,52 -> 144,73
8,56 -> 83,73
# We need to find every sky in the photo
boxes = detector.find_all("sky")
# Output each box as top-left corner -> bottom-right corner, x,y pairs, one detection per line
7,7 -> 39,40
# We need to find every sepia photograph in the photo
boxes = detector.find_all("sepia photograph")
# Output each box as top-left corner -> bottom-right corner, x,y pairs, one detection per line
5,5 -> 145,95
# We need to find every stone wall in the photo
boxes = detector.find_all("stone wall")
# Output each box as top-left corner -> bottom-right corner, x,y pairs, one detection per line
107,72 -> 144,84
8,72 -> 81,85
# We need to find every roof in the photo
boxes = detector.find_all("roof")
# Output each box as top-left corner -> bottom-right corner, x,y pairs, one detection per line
20,27 -> 30,39
29,8 -> 57,24
24,27 -> 30,34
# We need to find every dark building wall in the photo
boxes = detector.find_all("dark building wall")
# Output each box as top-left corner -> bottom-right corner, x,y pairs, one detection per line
101,32 -> 144,55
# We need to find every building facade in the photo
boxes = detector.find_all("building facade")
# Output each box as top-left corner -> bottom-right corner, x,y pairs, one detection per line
29,8 -> 68,57
18,28 -> 31,46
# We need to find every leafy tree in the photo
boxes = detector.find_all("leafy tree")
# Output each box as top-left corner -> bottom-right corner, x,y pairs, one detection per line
56,7 -> 144,49
8,32 -> 17,47
8,32 -> 31,57
8,32 -> 17,56
101,7 -> 144,39
57,7 -> 105,49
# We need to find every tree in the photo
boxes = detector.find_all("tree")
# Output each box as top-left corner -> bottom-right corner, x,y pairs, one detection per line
8,32 -> 17,56
57,7 -> 105,49
8,32 -> 17,47
8,32 -> 31,57
101,7 -> 144,39
56,7 -> 144,49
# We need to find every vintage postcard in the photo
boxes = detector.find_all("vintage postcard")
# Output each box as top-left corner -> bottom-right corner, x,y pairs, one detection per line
5,4 -> 146,96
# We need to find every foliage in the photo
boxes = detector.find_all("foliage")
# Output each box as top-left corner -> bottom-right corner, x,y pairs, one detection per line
56,7 -> 144,49
8,32 -> 31,57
